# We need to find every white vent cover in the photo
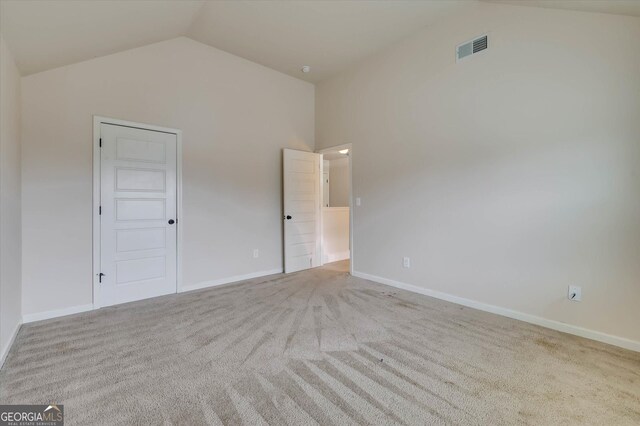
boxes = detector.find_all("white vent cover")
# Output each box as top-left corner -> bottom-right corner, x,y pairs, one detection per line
456,35 -> 488,61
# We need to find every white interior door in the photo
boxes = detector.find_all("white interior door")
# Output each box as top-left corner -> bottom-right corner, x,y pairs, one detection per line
283,149 -> 321,273
100,123 -> 177,306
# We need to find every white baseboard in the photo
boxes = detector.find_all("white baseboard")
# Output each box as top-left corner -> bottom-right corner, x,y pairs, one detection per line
0,320 -> 22,369
352,270 -> 640,353
324,251 -> 350,264
20,270 -> 283,324
180,268 -> 283,293
22,303 -> 95,324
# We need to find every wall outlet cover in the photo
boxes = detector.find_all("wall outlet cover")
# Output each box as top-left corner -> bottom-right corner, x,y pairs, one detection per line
568,285 -> 582,302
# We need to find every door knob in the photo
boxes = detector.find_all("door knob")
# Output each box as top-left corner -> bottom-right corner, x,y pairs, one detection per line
168,219 -> 175,225
285,215 -> 292,220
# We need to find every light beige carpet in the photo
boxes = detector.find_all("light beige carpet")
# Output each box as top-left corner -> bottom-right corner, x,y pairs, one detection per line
1,261 -> 638,425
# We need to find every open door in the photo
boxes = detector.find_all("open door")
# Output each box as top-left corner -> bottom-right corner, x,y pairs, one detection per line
283,149 -> 321,273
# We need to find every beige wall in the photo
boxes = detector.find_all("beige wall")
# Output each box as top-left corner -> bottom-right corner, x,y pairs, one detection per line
0,35 -> 22,363
328,157 -> 350,207
322,207 -> 350,263
21,37 -> 314,317
316,3 -> 640,343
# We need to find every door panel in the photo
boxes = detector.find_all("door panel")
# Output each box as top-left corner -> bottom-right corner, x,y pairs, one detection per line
115,199 -> 166,221
100,123 -> 177,306
116,257 -> 166,284
116,168 -> 166,191
116,138 -> 166,163
116,228 -> 166,252
283,149 -> 321,273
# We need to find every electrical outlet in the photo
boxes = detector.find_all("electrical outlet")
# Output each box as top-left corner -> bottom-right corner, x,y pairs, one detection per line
568,285 -> 582,302
403,257 -> 411,268
355,197 -> 361,206
253,249 -> 259,259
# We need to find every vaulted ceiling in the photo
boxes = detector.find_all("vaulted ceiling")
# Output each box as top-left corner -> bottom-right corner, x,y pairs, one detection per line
1,0 -> 639,82
0,1 -> 206,77
486,0 -> 640,17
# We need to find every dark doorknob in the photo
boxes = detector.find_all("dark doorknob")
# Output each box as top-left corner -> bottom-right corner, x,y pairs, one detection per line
285,215 -> 292,220
168,219 -> 175,225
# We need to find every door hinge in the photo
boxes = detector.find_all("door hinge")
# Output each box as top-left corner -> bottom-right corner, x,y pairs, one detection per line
99,205 -> 102,215
99,138 -> 102,148
98,273 -> 105,283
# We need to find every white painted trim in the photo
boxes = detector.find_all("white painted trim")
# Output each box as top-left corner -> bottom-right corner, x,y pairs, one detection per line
92,118 -> 101,307
93,116 -> 183,308
20,268 -> 282,323
319,154 -> 324,266
179,268 -> 283,293
22,304 -> 95,324
94,116 -> 183,134
0,320 -> 22,369
316,143 -> 353,274
176,130 -> 184,293
353,270 -> 640,353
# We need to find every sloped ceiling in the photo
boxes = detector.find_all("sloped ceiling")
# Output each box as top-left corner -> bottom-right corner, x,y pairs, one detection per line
1,0 -> 639,82
186,0 -> 472,83
483,0 -> 640,17
0,1 -> 206,76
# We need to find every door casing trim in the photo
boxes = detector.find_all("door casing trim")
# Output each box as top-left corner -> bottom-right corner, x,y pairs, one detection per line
92,116 -> 183,309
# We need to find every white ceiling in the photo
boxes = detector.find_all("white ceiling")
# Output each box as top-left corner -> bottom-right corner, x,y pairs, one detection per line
0,1 -> 206,76
187,0 -> 472,83
1,0 -> 639,81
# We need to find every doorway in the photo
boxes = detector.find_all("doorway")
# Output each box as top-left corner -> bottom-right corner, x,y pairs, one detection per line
282,145 -> 353,275
318,144 -> 352,274
93,117 -> 182,308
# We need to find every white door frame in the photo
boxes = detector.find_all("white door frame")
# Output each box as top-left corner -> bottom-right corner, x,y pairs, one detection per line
92,116 -> 183,309
316,143 -> 353,276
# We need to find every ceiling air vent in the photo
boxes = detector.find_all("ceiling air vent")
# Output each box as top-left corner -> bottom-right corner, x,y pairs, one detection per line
456,35 -> 488,61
